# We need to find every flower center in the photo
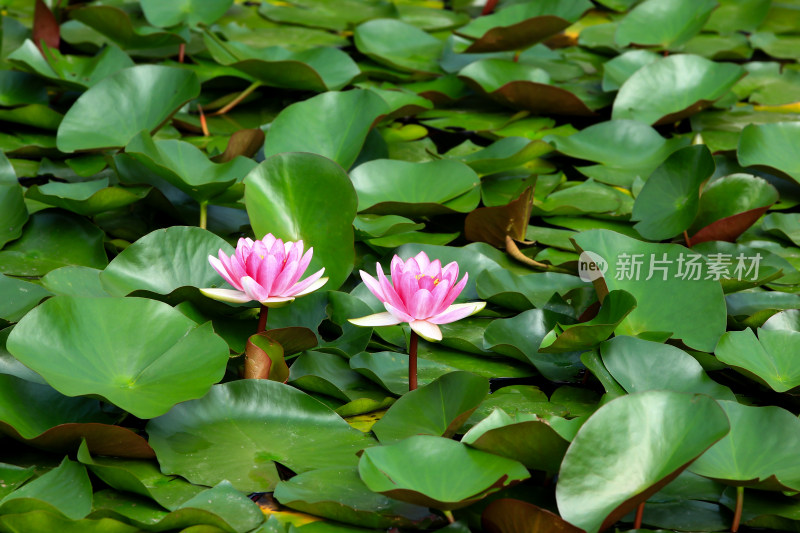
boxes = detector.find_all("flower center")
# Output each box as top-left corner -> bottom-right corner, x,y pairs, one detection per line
415,274 -> 440,285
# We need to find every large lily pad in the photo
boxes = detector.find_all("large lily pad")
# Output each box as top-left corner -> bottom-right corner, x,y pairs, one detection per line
350,158 -> 480,215
146,380 -> 376,492
0,457 -> 92,520
358,435 -> 529,510
354,19 -> 443,75
737,122 -> 800,185
556,391 -> 730,533
600,336 -> 735,400
715,326 -> 800,392
140,0 -> 233,27
244,152 -> 357,290
631,145 -> 715,240
454,0 -> 592,53
274,467 -> 440,529
25,178 -> 150,217
689,400 -> 800,490
572,230 -> 727,351
612,54 -> 744,125
371,372 -> 488,443
262,90 -> 389,170
6,296 -> 230,419
0,151 -> 27,248
100,226 -> 234,298
57,65 -> 200,152
615,0 -> 718,48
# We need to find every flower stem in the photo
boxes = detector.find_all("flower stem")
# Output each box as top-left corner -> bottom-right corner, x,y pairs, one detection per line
684,230 -> 692,248
257,305 -> 268,333
178,43 -> 185,63
409,330 -> 418,391
732,486 -> 744,532
634,501 -> 645,529
443,510 -> 455,524
199,201 -> 208,230
211,81 -> 262,116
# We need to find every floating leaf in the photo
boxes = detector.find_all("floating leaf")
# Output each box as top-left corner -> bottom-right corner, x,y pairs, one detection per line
455,0 -> 592,53
57,65 -> 200,152
70,5 -> 189,50
556,391 -> 730,533
140,0 -> 233,27
371,372 -> 488,443
262,90 -> 389,170
354,19 -> 443,75
572,230 -> 727,351
359,435 -> 529,510
7,296 -> 230,419
0,210 -> 108,277
631,145 -> 715,240
147,380 -> 376,492
244,152 -> 357,290
0,152 -> 27,248
259,0 -> 397,31
0,457 -> 91,520
25,178 -> 150,217
615,0 -> 718,48
600,336 -> 735,400
350,158 -> 480,215
612,54 -> 744,125
715,326 -> 800,392
738,122 -> 800,185
274,467 -> 440,529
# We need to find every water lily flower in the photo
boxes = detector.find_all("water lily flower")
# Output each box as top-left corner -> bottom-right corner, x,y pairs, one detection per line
349,252 -> 485,342
201,234 -> 327,308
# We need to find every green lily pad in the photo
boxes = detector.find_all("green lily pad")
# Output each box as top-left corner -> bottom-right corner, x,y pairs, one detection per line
462,409 -> 570,475
146,380 -> 376,492
631,145 -> 715,240
612,54 -> 744,125
454,0 -> 592,53
715,326 -> 800,392
600,336 -> 735,400
350,351 -> 458,395
482,498 -> 583,533
0,274 -> 50,322
100,226 -> 234,298
358,435 -> 530,510
203,36 -> 359,91
0,70 -> 48,106
615,0 -> 718,48
7,40 -> 134,89
354,215 -> 424,239
274,467 -> 440,529
601,50 -> 661,92
540,290 -> 637,353
556,390 -> 730,533
0,210 -> 108,276
371,372 -> 488,443
288,351 -> 394,416
118,131 -> 256,203
572,230 -> 727,351
141,0 -> 233,27
762,213 -> 800,247
244,152 -> 357,291
476,269 -> 588,311
350,158 -> 480,215
258,0 -> 397,31
0,457 -> 91,520
354,19 -> 443,75
690,400 -> 800,491
463,386 -> 563,432
0,463 -> 35,499
57,65 -> 200,152
0,510 -> 141,533
738,122 -> 800,185
262,90 -> 389,170
459,59 -> 609,116
0,151 -> 27,247
25,178 -> 150,217
534,180 -> 629,216
76,440 -> 204,511
483,309 -> 584,381
70,5 -> 189,50
705,0 -> 770,33
6,296 -> 230,419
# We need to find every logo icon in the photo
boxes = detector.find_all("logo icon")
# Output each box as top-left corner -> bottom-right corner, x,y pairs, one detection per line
578,251 -> 608,282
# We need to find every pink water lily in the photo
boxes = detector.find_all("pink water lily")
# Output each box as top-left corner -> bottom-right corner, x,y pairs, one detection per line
349,251 -> 485,342
200,234 -> 327,307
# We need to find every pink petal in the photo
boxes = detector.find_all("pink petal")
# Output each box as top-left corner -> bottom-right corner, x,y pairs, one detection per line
404,256 -> 421,276
414,251 -> 430,271
409,289 -> 435,319
209,255 -> 240,290
255,254 -> 281,295
349,312 -> 403,327
271,242 -> 302,294
219,250 -> 245,290
439,272 -> 468,311
377,266 -> 408,313
424,259 -> 442,279
360,270 -> 385,302
390,255 -> 404,281
200,288 -> 252,304
385,302 -> 414,323
429,278 -> 452,316
236,238 -> 252,265
260,234 -> 276,250
289,247 -> 314,287
292,276 -> 328,297
285,267 -> 325,297
241,276 -> 269,301
410,320 -> 442,342
429,302 -> 486,324
441,261 -> 459,285
418,276 -> 436,291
